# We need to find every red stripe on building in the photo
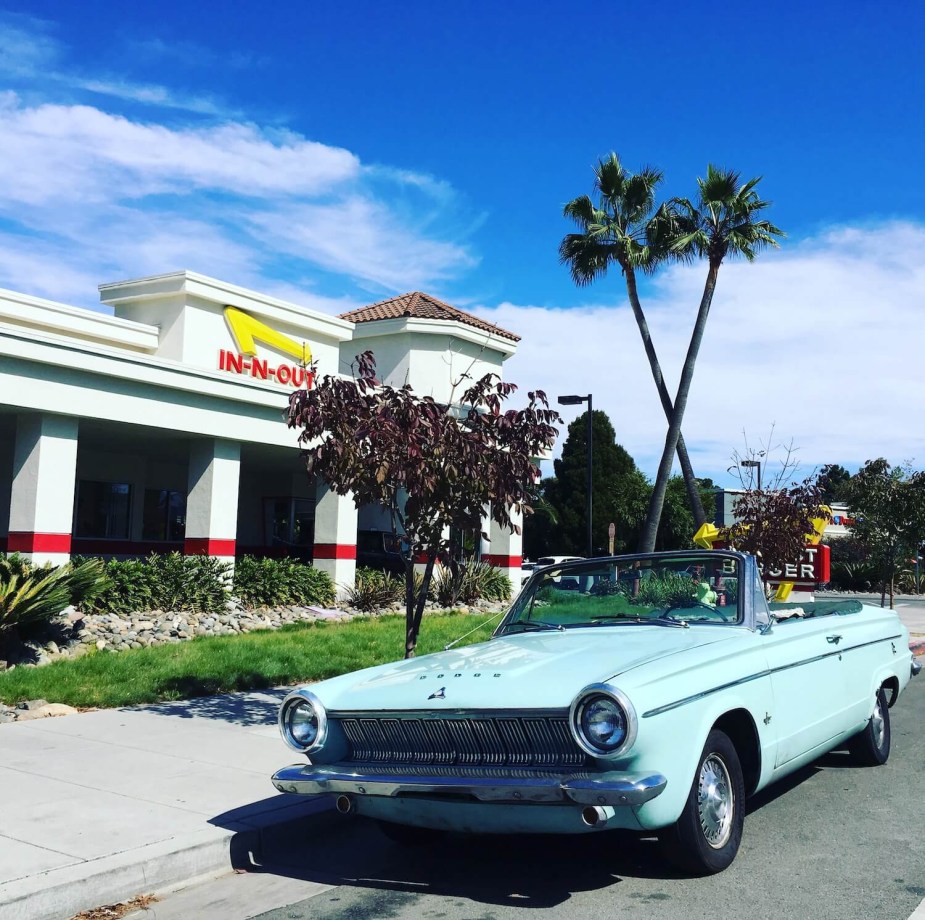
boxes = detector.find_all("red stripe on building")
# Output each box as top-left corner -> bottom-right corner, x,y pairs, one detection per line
7,532 -> 72,553
184,538 -> 237,556
482,554 -> 522,568
313,543 -> 357,560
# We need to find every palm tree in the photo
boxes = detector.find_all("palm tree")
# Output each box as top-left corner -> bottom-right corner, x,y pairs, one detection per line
638,166 -> 784,552
559,154 -> 708,529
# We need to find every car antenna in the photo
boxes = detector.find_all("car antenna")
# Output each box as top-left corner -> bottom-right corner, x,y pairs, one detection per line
444,608 -> 509,651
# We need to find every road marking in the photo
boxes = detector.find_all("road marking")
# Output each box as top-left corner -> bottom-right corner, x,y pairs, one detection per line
908,896 -> 925,919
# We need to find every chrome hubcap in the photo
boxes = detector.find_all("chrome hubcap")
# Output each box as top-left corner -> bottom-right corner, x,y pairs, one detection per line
871,696 -> 885,750
698,754 -> 734,849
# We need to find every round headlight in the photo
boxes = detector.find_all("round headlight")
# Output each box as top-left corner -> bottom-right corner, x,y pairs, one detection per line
279,690 -> 327,753
570,685 -> 637,758
581,695 -> 626,751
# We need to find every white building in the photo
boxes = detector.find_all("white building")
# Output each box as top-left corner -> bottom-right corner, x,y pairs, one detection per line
0,272 -> 523,592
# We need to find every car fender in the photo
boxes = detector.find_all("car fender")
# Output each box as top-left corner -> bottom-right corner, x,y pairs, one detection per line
869,652 -> 912,709
630,681 -> 772,831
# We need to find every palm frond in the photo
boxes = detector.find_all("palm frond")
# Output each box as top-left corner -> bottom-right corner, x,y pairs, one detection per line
558,234 -> 618,285
559,153 -> 666,288
680,169 -> 784,265
562,195 -> 597,228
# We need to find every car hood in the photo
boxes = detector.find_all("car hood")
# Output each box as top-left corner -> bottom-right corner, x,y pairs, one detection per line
312,626 -> 735,712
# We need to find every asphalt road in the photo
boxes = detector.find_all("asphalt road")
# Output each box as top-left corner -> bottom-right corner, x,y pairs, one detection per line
137,672 -> 925,920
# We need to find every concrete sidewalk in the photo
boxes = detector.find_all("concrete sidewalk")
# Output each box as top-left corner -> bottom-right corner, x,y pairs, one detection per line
1,607 -> 922,920
0,689 -> 333,920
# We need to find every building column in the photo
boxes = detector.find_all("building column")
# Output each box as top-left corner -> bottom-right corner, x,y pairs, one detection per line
185,439 -> 240,569
313,482 -> 357,593
482,508 -> 523,590
8,414 -> 79,567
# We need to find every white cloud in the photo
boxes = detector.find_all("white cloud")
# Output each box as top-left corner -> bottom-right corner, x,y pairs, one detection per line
246,196 -> 477,290
0,14 -> 59,76
0,94 -> 477,308
474,221 -> 925,485
0,99 -> 360,204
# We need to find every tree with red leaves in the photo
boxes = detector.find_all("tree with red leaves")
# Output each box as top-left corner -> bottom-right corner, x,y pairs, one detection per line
287,352 -> 560,658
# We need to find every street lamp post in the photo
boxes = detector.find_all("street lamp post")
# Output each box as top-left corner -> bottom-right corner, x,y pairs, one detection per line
558,393 -> 593,557
740,459 -> 762,491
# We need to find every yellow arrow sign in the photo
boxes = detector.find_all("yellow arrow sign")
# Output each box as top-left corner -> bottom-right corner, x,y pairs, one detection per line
224,306 -> 312,365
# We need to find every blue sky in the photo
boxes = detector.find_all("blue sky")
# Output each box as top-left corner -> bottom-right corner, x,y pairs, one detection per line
1,1 -> 924,484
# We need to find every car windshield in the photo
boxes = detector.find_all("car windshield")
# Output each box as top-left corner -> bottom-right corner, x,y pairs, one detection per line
499,551 -> 744,633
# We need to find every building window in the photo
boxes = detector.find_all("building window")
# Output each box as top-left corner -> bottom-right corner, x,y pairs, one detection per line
263,497 -> 314,549
142,489 -> 186,542
75,481 -> 132,539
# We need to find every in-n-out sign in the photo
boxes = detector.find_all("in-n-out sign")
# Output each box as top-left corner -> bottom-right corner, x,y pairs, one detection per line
762,544 -> 831,586
218,306 -> 314,387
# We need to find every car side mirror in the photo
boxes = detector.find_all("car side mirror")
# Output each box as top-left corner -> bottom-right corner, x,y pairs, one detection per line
758,614 -> 777,635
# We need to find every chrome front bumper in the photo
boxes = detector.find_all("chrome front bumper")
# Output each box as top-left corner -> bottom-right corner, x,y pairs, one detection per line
272,763 -> 667,807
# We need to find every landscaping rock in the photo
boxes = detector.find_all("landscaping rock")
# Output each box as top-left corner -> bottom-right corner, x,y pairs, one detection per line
4,701 -> 78,722
16,699 -> 49,711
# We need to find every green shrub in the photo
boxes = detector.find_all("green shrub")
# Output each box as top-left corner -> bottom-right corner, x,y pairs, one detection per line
81,553 -> 228,614
829,560 -> 878,591
472,563 -> 513,603
0,554 -> 108,637
345,567 -> 405,611
77,557 -> 155,615
62,557 -> 110,608
0,566 -> 72,637
634,571 -> 693,608
233,556 -> 335,608
0,553 -> 31,582
433,561 -> 512,607
148,553 -> 229,612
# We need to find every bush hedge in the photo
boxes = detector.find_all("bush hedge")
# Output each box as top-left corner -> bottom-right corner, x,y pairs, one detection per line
2,551 -> 509,629
232,556 -> 336,608
78,553 -> 335,615
432,561 -> 512,608
344,568 -> 405,611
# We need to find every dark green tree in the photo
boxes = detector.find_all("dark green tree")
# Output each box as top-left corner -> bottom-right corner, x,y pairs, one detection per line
522,486 -> 559,560
653,476 -> 717,550
541,410 -> 648,556
818,463 -> 852,504
844,459 -> 925,606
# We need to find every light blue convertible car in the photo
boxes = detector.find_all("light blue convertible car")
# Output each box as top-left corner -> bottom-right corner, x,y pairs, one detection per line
272,550 -> 919,874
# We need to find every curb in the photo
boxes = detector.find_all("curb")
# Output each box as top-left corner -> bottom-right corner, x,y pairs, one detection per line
0,797 -> 334,920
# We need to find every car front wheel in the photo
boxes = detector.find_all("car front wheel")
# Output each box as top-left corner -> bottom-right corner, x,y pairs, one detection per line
660,729 -> 745,874
847,686 -> 891,766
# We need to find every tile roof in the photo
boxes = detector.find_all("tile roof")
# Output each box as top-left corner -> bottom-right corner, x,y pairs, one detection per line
339,291 -> 520,342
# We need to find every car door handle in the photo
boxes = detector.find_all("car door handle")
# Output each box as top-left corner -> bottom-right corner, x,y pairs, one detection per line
826,635 -> 842,645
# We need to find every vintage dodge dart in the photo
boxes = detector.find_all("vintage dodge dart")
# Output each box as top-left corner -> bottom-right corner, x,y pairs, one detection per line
272,550 -> 919,873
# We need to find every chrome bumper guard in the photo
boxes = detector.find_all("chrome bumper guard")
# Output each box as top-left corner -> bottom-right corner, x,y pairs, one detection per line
272,764 -> 667,807
912,657 -> 922,677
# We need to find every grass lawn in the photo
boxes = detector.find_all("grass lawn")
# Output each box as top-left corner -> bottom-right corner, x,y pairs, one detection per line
0,611 -> 493,709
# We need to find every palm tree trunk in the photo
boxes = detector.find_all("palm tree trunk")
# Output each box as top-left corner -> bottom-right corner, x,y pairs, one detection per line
639,264 -> 719,552
624,269 -> 707,527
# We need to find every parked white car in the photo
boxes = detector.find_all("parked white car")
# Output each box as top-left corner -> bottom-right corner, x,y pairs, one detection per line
272,550 -> 918,874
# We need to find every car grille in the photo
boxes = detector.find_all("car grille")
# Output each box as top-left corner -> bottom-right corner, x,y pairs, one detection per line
337,712 -> 586,768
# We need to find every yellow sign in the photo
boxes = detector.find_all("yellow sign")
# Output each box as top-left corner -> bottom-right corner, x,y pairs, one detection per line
692,506 -> 831,601
224,306 -> 312,364
219,306 -> 313,388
